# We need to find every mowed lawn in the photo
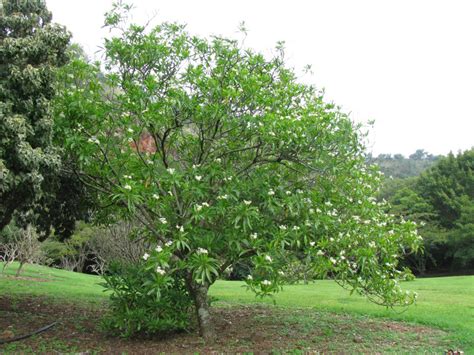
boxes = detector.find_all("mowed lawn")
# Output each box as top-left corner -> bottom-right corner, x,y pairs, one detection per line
1,262 -> 473,351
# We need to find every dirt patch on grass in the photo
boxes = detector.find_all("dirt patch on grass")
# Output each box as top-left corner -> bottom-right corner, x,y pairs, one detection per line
0,296 -> 450,353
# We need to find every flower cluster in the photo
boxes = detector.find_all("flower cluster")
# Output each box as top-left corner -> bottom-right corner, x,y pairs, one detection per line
196,247 -> 208,255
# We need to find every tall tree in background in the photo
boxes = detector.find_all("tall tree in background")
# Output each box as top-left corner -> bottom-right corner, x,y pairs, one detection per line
385,149 -> 474,274
0,0 -> 70,231
417,150 -> 474,270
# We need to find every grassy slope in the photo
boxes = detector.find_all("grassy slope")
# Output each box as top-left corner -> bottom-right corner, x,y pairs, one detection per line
0,262 -> 106,305
1,262 -> 473,350
212,278 -> 474,349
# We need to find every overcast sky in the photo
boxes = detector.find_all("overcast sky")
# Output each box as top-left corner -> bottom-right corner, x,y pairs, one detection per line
46,0 -> 474,157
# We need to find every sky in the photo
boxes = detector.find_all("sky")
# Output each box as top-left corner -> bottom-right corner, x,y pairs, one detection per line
46,0 -> 474,157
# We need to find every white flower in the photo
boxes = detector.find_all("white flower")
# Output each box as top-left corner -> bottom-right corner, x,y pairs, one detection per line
165,240 -> 173,247
330,257 -> 337,264
264,255 -> 272,262
388,230 -> 395,235
195,175 -> 202,181
202,202 -> 210,207
176,225 -> 184,232
285,190 -> 292,195
329,237 -> 334,242
261,279 -> 271,286
167,168 -> 175,174
268,189 -> 275,196
250,233 -> 258,240
316,208 -> 322,213
215,158 -> 222,163
87,136 -> 100,144
152,193 -> 160,200
296,189 -> 303,194
196,204 -> 203,211
369,241 -> 376,248
159,217 -> 167,224
197,247 -> 208,255
316,250 -> 324,256
292,226 -> 300,231
309,241 -> 315,247
142,253 -> 150,260
123,184 -> 132,191
309,208 -> 315,214
127,128 -> 134,133
325,201 -> 332,207
192,164 -> 200,169
279,225 -> 287,230
218,194 -> 228,200
156,266 -> 166,275
278,271 -> 285,276
247,275 -> 253,280
155,245 -> 163,252
127,137 -> 134,143
243,200 -> 252,205
123,175 -> 132,179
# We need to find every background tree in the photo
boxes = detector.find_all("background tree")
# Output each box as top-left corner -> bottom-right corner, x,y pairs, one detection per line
417,150 -> 474,270
0,222 -> 43,276
87,221 -> 148,275
55,4 -> 420,338
0,0 -> 70,231
385,149 -> 474,274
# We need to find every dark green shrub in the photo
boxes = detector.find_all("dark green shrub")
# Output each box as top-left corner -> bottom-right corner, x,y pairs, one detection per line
100,262 -> 193,338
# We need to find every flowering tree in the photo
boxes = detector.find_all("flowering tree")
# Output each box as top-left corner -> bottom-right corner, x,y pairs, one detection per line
55,4 -> 421,338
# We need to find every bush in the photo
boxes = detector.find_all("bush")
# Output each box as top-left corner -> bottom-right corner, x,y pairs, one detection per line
100,262 -> 193,338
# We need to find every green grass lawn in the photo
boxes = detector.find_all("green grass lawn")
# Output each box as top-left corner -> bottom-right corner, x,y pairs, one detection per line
1,262 -> 473,352
212,278 -> 474,351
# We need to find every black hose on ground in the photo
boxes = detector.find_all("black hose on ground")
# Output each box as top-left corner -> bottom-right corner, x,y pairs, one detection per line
0,322 -> 57,344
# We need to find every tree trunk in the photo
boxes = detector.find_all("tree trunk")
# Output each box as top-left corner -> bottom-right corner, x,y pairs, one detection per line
194,285 -> 214,339
186,277 -> 215,339
16,261 -> 25,277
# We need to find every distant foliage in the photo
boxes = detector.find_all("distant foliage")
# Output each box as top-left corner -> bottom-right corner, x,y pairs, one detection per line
384,149 -> 474,274
41,221 -> 147,274
369,149 -> 439,179
87,221 -> 148,275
